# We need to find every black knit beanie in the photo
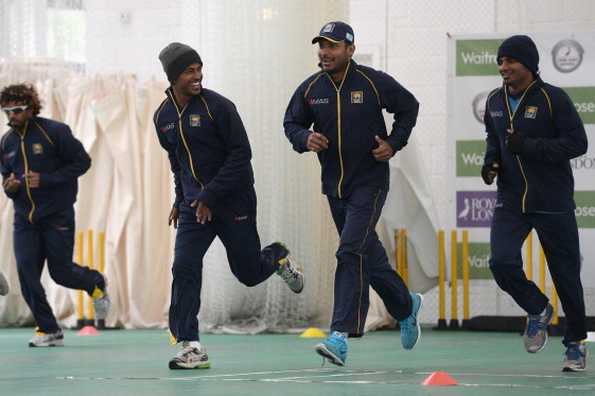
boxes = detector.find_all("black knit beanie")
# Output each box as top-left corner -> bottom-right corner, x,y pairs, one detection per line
497,35 -> 539,76
159,42 -> 202,83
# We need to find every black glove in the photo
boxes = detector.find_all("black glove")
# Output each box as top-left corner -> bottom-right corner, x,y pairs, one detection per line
481,162 -> 499,185
506,131 -> 524,154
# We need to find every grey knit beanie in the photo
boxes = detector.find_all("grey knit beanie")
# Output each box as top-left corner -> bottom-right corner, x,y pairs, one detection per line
159,42 -> 202,82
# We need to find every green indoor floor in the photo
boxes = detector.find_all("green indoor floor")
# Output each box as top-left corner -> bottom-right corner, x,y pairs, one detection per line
0,328 -> 592,396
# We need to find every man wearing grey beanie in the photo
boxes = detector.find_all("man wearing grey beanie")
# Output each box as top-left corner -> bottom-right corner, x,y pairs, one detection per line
482,35 -> 588,372
154,42 -> 304,369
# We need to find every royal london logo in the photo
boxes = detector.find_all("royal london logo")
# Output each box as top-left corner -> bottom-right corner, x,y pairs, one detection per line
309,97 -> 329,105
552,39 -> 584,74
472,91 -> 490,123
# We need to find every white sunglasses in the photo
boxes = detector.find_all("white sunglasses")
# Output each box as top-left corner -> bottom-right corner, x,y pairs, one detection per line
2,105 -> 29,115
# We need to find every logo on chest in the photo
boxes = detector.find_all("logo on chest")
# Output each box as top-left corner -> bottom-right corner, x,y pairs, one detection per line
524,106 -> 538,119
3,150 -> 16,162
190,114 -> 201,127
350,91 -> 364,104
32,143 -> 43,155
309,97 -> 329,105
160,122 -> 175,133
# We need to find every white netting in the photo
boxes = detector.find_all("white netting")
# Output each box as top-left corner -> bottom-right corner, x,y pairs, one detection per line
0,0 -> 349,333
2,0 -> 593,332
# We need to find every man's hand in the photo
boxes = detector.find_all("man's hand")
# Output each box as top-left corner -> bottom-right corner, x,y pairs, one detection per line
190,200 -> 212,224
2,173 -> 21,193
306,132 -> 329,152
168,207 -> 179,228
372,135 -> 395,162
481,162 -> 499,185
24,171 -> 40,188
506,129 -> 524,154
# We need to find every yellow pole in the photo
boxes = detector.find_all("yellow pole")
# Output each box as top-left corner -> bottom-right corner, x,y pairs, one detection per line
401,229 -> 408,287
525,232 -> 533,281
450,230 -> 459,328
87,230 -> 95,321
462,230 -> 470,323
394,230 -> 400,274
76,231 -> 84,325
438,230 -> 446,328
538,244 -> 546,293
98,232 -> 106,274
551,284 -> 559,326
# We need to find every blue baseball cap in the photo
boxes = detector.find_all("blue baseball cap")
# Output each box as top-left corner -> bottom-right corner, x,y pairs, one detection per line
312,21 -> 355,45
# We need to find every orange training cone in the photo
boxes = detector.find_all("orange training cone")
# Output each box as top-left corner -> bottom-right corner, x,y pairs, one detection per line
77,325 -> 100,336
422,371 -> 458,386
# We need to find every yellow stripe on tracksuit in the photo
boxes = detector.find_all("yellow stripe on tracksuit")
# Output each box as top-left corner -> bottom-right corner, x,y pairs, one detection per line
325,62 -> 351,199
18,122 -> 36,223
166,91 -> 204,189
503,80 -> 537,213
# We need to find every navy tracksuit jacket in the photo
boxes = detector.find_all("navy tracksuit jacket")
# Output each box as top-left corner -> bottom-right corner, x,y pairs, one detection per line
284,60 -> 419,335
0,117 -> 102,332
483,77 -> 588,344
154,88 -> 286,342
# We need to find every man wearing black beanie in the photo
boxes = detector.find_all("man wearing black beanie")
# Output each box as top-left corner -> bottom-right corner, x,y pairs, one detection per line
154,42 -> 304,369
482,35 -> 588,372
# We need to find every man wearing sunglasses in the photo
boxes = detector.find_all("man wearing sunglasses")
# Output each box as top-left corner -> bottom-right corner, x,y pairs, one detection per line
0,83 -> 110,347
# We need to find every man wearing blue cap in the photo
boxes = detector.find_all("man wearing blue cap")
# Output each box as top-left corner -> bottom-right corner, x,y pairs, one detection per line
284,21 -> 422,366
482,35 -> 588,372
155,42 -> 304,369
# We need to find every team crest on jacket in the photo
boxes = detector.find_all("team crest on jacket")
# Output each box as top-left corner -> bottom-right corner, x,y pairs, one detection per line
190,115 -> 201,127
32,143 -> 43,155
524,106 -> 538,119
351,91 -> 364,104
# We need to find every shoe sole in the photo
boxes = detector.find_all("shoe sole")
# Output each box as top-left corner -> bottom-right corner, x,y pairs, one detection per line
169,361 -> 211,370
292,278 -> 304,294
315,344 -> 345,366
29,340 -> 64,347
404,293 -> 423,350
562,365 -> 585,372
525,307 -> 554,354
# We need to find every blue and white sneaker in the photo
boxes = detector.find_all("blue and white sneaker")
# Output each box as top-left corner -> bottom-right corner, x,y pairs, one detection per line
523,303 -> 553,353
399,292 -> 423,350
315,331 -> 348,366
563,341 -> 587,372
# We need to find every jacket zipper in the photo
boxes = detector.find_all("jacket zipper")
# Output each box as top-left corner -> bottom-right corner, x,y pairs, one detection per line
18,123 -> 36,223
167,91 -> 204,190
327,62 -> 351,199
504,80 -> 537,213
